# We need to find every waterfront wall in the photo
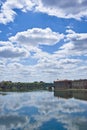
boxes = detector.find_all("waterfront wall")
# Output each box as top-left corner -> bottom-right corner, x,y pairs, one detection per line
54,80 -> 71,91
54,79 -> 87,90
72,80 -> 87,89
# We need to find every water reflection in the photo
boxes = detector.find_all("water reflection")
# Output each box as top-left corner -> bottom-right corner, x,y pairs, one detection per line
0,91 -> 87,130
54,90 -> 87,100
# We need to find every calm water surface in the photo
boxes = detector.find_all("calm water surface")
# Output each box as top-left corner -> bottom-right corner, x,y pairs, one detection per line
0,91 -> 87,130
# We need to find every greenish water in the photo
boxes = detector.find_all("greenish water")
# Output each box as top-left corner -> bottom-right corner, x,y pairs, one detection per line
0,91 -> 87,130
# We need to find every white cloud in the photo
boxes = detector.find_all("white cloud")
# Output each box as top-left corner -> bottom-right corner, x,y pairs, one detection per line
9,28 -> 64,47
0,0 -> 87,24
0,28 -> 87,82
60,29 -> 87,56
53,29 -> 87,59
0,41 -> 12,46
0,0 -> 35,24
0,46 -> 29,58
0,41 -> 29,59
0,27 -> 64,82
36,0 -> 87,20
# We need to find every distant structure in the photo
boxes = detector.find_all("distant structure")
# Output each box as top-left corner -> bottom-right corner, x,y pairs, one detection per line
54,79 -> 87,90
72,79 -> 87,89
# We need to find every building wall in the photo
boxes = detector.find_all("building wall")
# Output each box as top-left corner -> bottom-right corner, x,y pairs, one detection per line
54,80 -> 71,91
54,79 -> 87,90
72,80 -> 87,89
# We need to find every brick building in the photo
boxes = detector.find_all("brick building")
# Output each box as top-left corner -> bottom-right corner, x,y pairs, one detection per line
54,80 -> 72,90
54,79 -> 87,90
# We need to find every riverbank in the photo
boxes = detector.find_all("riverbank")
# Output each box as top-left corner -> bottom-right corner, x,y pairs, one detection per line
0,81 -> 53,92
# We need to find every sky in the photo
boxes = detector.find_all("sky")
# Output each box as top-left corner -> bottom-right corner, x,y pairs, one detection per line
0,0 -> 87,82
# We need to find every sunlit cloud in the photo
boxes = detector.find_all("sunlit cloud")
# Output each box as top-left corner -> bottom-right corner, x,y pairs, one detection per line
9,28 -> 64,47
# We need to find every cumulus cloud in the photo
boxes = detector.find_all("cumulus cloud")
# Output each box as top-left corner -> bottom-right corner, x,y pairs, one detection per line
0,46 -> 29,58
0,41 -> 13,46
36,0 -> 87,20
53,29 -> 87,59
0,27 -> 64,81
59,29 -> 87,56
29,29 -> 87,80
9,28 -> 64,47
0,0 -> 87,24
0,0 -> 35,24
0,40 -> 29,59
0,28 -> 87,81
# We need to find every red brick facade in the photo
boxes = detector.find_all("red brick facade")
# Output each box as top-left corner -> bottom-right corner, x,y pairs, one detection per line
54,79 -> 87,90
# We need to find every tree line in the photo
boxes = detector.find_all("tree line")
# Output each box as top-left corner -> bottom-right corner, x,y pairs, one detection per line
0,81 -> 53,92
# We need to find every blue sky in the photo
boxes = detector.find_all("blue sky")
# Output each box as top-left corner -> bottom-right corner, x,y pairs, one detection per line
0,0 -> 87,82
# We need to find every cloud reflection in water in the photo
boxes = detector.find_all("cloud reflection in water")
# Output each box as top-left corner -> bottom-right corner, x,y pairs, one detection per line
0,91 -> 87,130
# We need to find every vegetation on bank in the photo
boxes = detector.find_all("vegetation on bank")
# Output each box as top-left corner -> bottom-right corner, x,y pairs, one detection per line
0,81 -> 53,92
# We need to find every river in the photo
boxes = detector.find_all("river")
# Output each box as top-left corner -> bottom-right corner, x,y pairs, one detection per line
0,91 -> 87,130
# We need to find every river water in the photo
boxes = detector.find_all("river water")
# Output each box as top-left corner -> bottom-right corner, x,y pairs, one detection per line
0,91 -> 87,130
